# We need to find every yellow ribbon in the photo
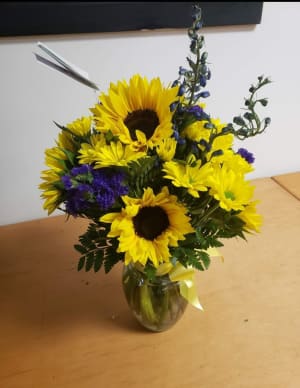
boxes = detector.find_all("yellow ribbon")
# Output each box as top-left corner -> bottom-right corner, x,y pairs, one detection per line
156,248 -> 223,310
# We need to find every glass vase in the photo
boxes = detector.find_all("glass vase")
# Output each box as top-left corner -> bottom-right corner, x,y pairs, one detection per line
122,263 -> 188,332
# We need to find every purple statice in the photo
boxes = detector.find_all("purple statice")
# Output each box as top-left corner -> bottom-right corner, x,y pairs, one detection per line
237,148 -> 255,164
70,164 -> 92,176
92,169 -> 128,210
61,165 -> 128,216
65,183 -> 93,216
61,175 -> 72,190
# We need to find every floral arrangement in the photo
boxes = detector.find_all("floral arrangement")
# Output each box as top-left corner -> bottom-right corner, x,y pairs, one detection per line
39,5 -> 270,308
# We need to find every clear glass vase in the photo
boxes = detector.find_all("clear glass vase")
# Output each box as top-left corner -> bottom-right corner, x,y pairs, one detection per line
122,263 -> 188,332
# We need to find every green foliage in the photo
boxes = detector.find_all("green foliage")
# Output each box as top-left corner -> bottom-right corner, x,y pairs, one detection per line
126,156 -> 160,196
74,222 -> 123,273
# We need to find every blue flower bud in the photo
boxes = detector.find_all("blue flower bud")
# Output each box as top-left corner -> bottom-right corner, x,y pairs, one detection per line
194,21 -> 203,30
178,137 -> 186,146
204,122 -> 214,130
188,105 -> 203,119
178,85 -> 186,96
199,91 -> 210,98
199,139 -> 209,149
177,104 -> 186,115
179,66 -> 187,76
211,149 -> 223,158
244,112 -> 254,121
170,102 -> 178,112
265,117 -> 271,125
200,75 -> 207,87
233,116 -> 246,126
190,40 -> 197,53
201,52 -> 208,63
173,129 -> 180,141
259,99 -> 268,107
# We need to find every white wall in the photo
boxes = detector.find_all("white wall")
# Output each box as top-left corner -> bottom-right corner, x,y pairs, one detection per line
0,2 -> 299,226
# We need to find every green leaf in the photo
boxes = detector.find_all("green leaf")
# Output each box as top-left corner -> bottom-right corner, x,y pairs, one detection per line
74,244 -> 87,255
197,251 -> 211,270
61,148 -> 76,166
94,250 -> 103,272
85,252 -> 95,272
77,256 -> 85,271
144,264 -> 157,281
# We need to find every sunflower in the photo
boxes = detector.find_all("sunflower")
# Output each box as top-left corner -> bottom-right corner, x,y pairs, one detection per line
208,166 -> 254,211
91,74 -> 179,151
100,187 -> 194,267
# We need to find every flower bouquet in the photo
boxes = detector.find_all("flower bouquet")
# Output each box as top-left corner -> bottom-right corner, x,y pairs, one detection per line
39,5 -> 271,331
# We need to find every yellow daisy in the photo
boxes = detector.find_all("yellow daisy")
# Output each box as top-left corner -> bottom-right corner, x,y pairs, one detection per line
39,146 -> 67,214
209,167 -> 254,211
44,146 -> 67,173
100,187 -> 194,268
56,131 -> 75,152
66,116 -> 92,137
208,133 -> 234,157
221,152 -> 254,175
78,140 -> 146,168
91,74 -> 179,151
238,201 -> 263,232
163,160 -> 213,197
39,170 -> 61,215
156,137 -> 177,161
183,117 -> 226,143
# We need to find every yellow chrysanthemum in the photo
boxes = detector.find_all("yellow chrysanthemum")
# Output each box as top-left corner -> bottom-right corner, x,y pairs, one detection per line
66,116 -> 92,137
91,74 -> 179,151
100,187 -> 194,268
209,167 -> 254,211
156,137 -> 177,161
208,133 -> 234,158
183,117 -> 226,143
39,170 -> 61,215
163,160 -> 213,197
44,147 -> 67,173
39,146 -> 67,214
182,120 -> 210,142
238,201 -> 262,232
78,140 -> 146,168
221,152 -> 254,175
56,131 -> 77,153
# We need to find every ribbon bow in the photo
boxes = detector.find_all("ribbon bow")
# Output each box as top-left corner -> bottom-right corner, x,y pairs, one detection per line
156,248 -> 223,310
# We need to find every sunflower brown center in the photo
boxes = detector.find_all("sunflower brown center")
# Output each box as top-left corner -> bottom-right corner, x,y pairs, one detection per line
124,109 -> 159,140
133,206 -> 170,241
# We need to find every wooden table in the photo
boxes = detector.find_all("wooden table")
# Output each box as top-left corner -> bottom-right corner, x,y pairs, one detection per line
1,176 -> 300,388
272,171 -> 300,200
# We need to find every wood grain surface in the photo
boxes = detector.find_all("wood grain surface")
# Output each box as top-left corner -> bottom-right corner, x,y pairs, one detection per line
272,171 -> 300,200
